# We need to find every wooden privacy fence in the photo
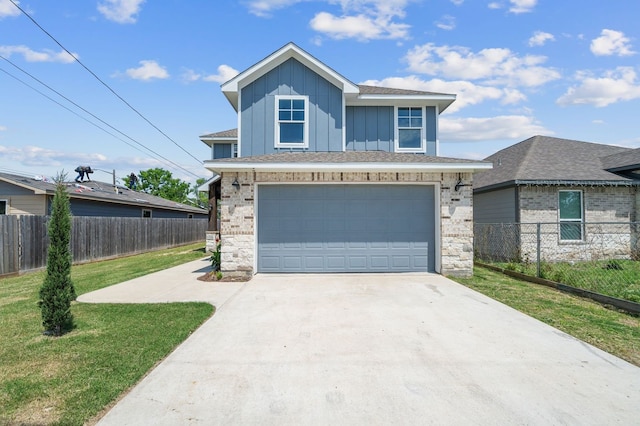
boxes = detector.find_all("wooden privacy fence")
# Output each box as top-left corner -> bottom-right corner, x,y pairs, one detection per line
0,215 -> 207,276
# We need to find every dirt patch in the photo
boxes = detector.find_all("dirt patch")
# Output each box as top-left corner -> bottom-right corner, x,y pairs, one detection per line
197,272 -> 251,282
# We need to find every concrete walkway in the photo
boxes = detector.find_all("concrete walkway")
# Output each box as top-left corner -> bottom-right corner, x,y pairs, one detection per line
79,264 -> 640,425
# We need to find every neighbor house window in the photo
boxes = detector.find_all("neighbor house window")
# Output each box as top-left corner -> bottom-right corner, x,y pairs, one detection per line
0,200 -> 7,215
396,107 -> 425,152
275,95 -> 308,148
559,190 -> 583,241
142,209 -> 152,218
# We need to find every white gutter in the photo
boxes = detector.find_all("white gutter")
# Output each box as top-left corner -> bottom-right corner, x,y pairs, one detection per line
204,161 -> 492,173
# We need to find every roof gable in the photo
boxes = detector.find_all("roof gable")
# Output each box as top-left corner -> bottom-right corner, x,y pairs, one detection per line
221,42 -> 359,110
474,135 -> 636,191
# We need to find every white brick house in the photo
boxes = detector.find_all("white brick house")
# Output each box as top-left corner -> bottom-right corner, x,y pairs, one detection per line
202,43 -> 490,277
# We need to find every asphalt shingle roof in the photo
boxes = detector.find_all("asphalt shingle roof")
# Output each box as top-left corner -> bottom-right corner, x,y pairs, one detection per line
357,85 -> 453,97
0,172 -> 206,214
473,135 -> 637,190
601,147 -> 640,171
209,150 -> 485,164
200,129 -> 238,139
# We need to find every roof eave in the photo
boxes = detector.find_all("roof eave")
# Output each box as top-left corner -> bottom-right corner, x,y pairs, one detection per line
204,161 -> 492,174
348,94 -> 456,112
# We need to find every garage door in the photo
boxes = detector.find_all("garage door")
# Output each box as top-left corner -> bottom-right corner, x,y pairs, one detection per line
257,184 -> 435,272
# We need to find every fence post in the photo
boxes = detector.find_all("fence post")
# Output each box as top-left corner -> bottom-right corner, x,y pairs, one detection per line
536,222 -> 541,278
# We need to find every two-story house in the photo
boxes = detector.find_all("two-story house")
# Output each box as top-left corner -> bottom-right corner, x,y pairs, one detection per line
202,43 -> 490,277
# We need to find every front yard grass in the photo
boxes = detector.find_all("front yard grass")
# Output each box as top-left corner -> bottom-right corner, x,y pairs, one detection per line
452,267 -> 640,367
0,243 -> 214,425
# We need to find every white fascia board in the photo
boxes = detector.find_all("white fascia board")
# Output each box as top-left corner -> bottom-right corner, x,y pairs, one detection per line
204,161 -> 493,174
221,43 -> 359,110
347,94 -> 456,111
197,174 -> 221,192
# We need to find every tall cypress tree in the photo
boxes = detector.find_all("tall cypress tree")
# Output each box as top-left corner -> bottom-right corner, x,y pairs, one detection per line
39,173 -> 76,336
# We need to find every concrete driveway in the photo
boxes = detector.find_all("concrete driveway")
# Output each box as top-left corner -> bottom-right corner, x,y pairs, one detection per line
85,266 -> 640,425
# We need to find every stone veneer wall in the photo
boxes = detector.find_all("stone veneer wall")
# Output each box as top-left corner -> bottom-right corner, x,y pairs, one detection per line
518,186 -> 637,261
219,171 -> 474,277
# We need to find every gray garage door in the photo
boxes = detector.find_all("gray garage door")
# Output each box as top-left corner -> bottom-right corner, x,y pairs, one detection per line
257,184 -> 435,273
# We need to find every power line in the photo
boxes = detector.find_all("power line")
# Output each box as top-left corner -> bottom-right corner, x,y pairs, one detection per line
8,0 -> 204,165
0,57 -> 201,179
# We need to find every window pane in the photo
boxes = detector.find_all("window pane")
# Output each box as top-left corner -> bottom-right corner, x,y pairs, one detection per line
560,222 -> 583,240
410,117 -> 422,127
398,107 -> 410,117
292,110 -> 305,121
559,191 -> 582,219
411,108 -> 422,117
280,123 -> 304,143
279,99 -> 291,109
292,99 -> 305,109
398,118 -> 410,128
279,111 -> 291,120
0,201 -> 6,215
399,129 -> 421,149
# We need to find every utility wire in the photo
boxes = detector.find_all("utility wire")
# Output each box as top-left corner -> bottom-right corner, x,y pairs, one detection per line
0,57 -> 200,179
8,0 -> 204,165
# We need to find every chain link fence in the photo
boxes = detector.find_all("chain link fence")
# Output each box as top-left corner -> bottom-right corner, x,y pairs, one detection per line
474,222 -> 640,303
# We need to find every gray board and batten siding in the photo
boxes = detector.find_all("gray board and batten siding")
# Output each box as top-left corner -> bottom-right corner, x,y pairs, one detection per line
345,106 -> 437,155
240,58 -> 343,156
257,184 -> 436,273
474,187 -> 518,224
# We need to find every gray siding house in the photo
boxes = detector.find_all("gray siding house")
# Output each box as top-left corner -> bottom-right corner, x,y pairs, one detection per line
202,43 -> 491,277
474,136 -> 640,262
0,172 -> 208,219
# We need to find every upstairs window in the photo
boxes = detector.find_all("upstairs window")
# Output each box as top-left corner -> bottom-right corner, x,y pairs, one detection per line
396,107 -> 425,152
559,190 -> 583,241
275,96 -> 308,148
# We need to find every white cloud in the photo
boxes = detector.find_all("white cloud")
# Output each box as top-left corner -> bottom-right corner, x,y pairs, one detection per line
435,15 -> 456,31
509,0 -> 537,14
0,45 -> 77,63
203,65 -> 240,83
0,125 -> 7,131
246,0 -> 412,41
528,31 -> 554,47
121,60 -> 169,81
557,67 -> 640,107
310,11 -> 409,40
405,43 -> 560,87
440,115 -> 551,141
590,29 -> 635,57
450,0 -> 464,5
488,2 -> 501,10
0,145 -> 107,167
245,0 -> 304,17
361,76 -> 526,113
0,0 -> 20,18
98,0 -> 145,24
592,120 -> 605,125
181,65 -> 239,84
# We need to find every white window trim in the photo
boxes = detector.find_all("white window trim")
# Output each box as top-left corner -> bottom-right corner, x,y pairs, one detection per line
0,199 -> 7,215
142,208 -> 152,218
558,190 -> 584,241
394,106 -> 426,153
274,95 -> 309,148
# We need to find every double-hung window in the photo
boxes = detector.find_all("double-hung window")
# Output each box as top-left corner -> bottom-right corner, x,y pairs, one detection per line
396,107 -> 425,152
275,95 -> 308,148
559,190 -> 583,241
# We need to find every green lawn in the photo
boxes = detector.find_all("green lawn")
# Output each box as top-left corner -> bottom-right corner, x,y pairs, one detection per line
0,243 -> 214,425
453,267 -> 640,367
494,259 -> 640,302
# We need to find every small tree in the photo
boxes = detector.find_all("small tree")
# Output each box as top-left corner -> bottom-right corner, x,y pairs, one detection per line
39,173 -> 76,336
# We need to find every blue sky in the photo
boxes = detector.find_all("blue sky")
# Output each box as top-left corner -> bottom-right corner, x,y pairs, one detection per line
1,0 -> 638,184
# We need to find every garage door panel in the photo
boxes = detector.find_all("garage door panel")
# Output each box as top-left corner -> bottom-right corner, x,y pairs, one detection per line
258,184 -> 435,272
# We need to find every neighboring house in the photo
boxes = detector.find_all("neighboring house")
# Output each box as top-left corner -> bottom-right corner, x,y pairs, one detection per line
474,135 -> 640,261
0,172 -> 208,219
201,42 -> 491,277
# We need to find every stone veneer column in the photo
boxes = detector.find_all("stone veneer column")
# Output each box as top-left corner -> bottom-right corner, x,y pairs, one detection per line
219,172 -> 255,277
439,172 -> 474,277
